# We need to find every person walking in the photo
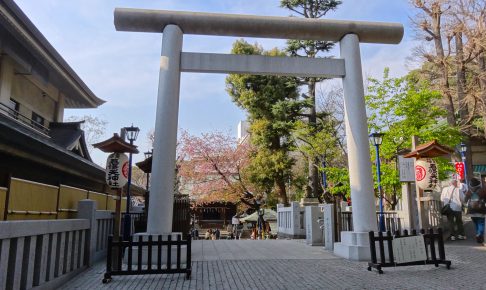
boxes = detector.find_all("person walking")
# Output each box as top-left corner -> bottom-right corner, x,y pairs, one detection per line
232,215 -> 239,236
465,178 -> 486,244
236,222 -> 243,240
441,176 -> 467,240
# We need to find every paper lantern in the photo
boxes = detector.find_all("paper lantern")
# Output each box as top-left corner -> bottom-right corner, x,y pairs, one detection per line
105,152 -> 129,188
415,158 -> 439,190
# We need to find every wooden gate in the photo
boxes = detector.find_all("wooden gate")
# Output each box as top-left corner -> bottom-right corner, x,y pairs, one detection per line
172,194 -> 190,234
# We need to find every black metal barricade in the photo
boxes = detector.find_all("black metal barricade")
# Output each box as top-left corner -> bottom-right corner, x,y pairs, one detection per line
368,228 -> 451,274
103,234 -> 192,283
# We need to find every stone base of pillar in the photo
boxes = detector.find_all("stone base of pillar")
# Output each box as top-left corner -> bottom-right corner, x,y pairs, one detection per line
300,198 -> 319,206
333,231 -> 371,261
123,232 -> 187,266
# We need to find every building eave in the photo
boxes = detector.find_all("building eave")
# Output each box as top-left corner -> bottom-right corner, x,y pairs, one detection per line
93,133 -> 139,154
403,140 -> 453,159
0,0 -> 105,108
0,115 -> 105,184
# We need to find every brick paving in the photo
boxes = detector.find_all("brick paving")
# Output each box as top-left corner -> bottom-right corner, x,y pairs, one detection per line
59,239 -> 486,290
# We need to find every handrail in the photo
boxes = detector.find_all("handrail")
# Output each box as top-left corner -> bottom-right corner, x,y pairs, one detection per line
0,102 -> 50,135
58,208 -> 78,212
338,210 -> 402,233
8,210 -> 57,215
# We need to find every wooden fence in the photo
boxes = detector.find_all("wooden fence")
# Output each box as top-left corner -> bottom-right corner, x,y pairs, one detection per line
173,194 -> 190,234
421,196 -> 443,229
1,177 -> 126,221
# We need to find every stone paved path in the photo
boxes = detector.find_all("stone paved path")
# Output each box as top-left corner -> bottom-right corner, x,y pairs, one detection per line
59,239 -> 486,290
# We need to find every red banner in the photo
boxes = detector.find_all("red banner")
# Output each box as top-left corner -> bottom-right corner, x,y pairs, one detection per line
455,162 -> 465,180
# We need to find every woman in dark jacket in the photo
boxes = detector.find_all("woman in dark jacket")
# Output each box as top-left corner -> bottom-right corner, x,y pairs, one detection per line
465,178 -> 486,244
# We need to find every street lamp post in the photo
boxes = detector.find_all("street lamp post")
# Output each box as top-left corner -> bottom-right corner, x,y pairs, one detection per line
144,149 -> 152,217
369,132 -> 385,232
144,150 -> 152,191
460,142 -> 468,183
123,125 -> 140,241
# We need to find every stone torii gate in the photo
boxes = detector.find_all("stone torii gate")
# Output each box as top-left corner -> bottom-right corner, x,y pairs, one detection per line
114,8 -> 403,261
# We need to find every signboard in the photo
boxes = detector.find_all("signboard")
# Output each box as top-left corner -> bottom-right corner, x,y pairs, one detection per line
398,156 -> 415,182
105,152 -> 129,188
415,158 -> 439,190
455,162 -> 465,180
392,235 -> 427,264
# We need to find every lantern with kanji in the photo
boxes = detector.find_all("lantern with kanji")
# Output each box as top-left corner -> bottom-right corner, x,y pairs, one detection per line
93,133 -> 138,188
404,140 -> 453,190
415,158 -> 439,190
106,152 -> 129,188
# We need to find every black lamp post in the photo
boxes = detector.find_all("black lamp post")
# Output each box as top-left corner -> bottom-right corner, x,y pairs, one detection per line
460,142 -> 468,183
369,132 -> 385,232
143,149 -> 152,216
123,125 -> 139,241
144,149 -> 153,191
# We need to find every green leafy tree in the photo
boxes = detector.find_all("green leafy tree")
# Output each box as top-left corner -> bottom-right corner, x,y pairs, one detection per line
226,40 -> 305,206
366,69 -> 462,208
323,167 -> 350,197
292,116 -> 343,202
280,0 -> 342,199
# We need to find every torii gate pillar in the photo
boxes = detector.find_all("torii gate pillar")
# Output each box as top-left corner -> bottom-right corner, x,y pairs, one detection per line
333,34 -> 378,260
147,24 -> 183,234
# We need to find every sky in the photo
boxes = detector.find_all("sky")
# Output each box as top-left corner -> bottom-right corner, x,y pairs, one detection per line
15,0 -> 418,166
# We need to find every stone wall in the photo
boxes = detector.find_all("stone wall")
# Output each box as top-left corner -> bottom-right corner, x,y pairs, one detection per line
277,202 -> 306,239
0,199 -> 113,290
0,219 -> 90,290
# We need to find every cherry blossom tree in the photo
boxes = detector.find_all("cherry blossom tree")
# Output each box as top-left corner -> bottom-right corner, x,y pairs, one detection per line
178,130 -> 253,204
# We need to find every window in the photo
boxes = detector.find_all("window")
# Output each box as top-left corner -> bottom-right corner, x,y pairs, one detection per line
7,98 -> 19,118
31,112 -> 45,129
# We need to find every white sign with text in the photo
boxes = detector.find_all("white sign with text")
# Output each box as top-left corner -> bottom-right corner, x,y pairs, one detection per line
398,156 -> 415,182
392,235 -> 427,264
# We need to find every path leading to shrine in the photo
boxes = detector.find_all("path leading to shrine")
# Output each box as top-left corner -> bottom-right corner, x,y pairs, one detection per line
61,239 -> 486,290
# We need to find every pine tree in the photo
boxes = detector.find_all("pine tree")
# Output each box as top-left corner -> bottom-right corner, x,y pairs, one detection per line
280,0 -> 342,199
226,40 -> 305,205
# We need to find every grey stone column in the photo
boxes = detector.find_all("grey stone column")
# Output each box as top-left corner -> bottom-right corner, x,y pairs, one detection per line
339,34 -> 377,233
148,25 -> 183,234
77,199 -> 97,266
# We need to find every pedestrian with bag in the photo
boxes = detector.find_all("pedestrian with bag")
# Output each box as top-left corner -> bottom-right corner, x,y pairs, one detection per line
465,177 -> 486,244
441,176 -> 467,240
